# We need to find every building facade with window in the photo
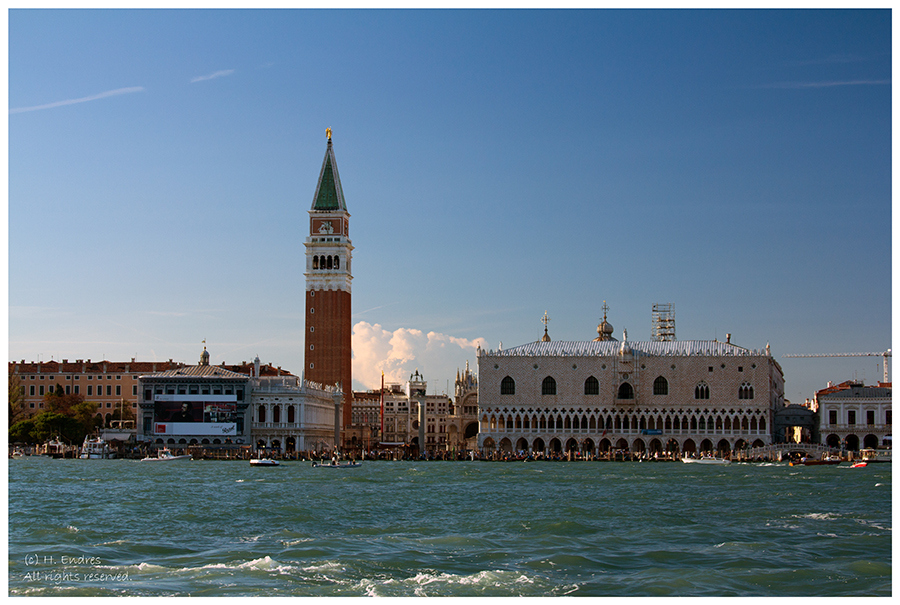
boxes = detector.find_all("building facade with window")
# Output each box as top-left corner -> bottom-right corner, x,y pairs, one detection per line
348,367 -> 480,457
10,358 -> 182,424
137,348 -> 252,450
251,371 -> 341,456
815,381 -> 891,450
477,324 -> 783,457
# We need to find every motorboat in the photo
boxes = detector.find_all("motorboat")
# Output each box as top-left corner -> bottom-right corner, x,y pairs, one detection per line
312,460 -> 362,468
790,456 -> 841,466
44,437 -> 68,459
10,448 -> 25,458
141,447 -> 192,462
250,458 -> 280,467
850,461 -> 868,468
681,455 -> 730,465
79,436 -> 115,459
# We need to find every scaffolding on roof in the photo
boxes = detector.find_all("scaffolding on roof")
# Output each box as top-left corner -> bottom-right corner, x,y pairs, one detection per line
652,303 -> 676,342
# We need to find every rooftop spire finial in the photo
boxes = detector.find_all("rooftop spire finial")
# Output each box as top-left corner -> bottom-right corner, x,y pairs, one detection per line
326,127 -> 332,140
541,310 -> 551,342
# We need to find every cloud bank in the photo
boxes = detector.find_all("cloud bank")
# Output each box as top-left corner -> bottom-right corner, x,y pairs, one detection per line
191,69 -> 235,83
352,321 -> 487,391
9,86 -> 145,114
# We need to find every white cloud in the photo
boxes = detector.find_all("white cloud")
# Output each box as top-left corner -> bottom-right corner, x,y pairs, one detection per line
9,86 -> 145,114
190,69 -> 235,83
352,321 -> 487,391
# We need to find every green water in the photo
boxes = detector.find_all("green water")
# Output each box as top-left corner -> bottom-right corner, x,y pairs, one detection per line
7,457 -> 891,596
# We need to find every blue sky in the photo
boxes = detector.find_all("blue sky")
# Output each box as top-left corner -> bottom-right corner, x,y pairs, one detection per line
7,9 -> 893,404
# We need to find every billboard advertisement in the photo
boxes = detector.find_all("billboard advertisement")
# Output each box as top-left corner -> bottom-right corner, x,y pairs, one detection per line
152,401 -> 240,436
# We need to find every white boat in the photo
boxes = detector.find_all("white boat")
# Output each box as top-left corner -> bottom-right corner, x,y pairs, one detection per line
141,447 -> 192,462
44,437 -> 68,458
311,460 -> 362,468
10,448 -> 25,458
80,436 -> 115,459
250,458 -> 280,467
682,455 -> 730,465
859,448 -> 892,463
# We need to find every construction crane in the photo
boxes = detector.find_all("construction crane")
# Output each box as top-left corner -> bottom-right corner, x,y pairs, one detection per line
783,350 -> 891,383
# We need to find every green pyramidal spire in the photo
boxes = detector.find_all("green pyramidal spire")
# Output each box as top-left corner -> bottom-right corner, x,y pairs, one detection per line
311,129 -> 347,211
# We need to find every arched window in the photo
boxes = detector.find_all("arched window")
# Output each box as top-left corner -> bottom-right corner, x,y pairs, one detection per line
695,382 -> 710,399
500,376 -> 516,395
312,256 -> 319,270
653,376 -> 669,395
273,405 -> 281,423
334,256 -> 340,270
288,405 -> 295,424
739,382 -> 754,399
326,256 -> 333,270
542,376 -> 557,395
258,405 -> 266,423
617,382 -> 634,399
584,376 -> 599,395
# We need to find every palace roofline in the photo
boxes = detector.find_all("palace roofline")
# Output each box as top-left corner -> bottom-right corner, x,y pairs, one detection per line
480,339 -> 768,357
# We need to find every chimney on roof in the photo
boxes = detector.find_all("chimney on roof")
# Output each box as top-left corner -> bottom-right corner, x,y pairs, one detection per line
62,359 -> 68,363
726,334 -> 731,344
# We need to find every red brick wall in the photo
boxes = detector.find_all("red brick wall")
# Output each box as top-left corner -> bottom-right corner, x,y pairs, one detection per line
305,288 -> 353,427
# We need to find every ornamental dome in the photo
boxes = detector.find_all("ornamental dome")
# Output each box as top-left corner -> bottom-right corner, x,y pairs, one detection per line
593,303 -> 617,342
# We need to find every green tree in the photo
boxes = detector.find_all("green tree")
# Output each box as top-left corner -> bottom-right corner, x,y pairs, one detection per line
30,411 -> 84,444
70,400 -> 100,434
9,418 -> 35,444
8,372 -> 26,427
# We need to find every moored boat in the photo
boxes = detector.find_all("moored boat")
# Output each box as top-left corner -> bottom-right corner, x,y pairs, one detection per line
141,447 -> 192,462
682,455 -> 730,465
80,436 -> 115,459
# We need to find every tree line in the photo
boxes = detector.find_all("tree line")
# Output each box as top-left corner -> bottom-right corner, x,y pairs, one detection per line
8,374 -> 135,445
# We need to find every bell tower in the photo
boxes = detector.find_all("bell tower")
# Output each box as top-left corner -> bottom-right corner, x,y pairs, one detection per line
304,128 -> 353,430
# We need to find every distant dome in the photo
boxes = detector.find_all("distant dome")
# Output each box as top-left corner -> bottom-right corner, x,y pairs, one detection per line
200,347 -> 210,366
593,304 -> 617,341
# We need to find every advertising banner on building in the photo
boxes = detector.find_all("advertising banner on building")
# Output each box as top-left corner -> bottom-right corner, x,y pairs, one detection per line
153,401 -> 239,436
154,422 -> 238,436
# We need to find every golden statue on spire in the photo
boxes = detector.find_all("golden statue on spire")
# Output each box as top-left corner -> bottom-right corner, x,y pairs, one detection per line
326,127 -> 332,140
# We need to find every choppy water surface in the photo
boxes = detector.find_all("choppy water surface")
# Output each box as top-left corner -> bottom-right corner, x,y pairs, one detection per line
8,458 -> 891,596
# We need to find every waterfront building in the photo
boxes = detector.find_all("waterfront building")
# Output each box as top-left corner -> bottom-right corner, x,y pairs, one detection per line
137,348 -> 253,450
9,358 -> 182,423
305,129 -> 354,433
349,367 -> 480,457
135,349 -> 340,455
9,356 -> 294,424
251,357 -> 342,455
477,313 -> 783,457
816,380 -> 892,450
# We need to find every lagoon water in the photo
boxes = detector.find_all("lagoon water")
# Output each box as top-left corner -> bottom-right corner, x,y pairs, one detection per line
8,457 -> 891,596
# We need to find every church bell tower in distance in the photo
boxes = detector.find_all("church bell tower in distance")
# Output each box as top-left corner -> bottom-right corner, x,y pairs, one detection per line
304,128 -> 353,430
